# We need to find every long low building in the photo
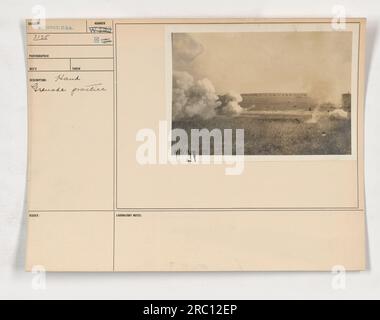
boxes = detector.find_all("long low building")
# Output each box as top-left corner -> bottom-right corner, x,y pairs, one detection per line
239,92 -> 351,112
240,93 -> 314,111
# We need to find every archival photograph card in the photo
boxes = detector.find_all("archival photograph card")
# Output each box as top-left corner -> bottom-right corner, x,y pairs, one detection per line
26,19 -> 366,271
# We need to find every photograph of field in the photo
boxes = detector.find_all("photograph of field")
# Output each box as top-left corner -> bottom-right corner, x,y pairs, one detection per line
171,30 -> 353,156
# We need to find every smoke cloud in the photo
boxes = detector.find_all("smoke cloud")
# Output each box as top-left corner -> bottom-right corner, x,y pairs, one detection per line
329,108 -> 348,120
306,80 -> 342,106
172,71 -> 220,120
172,71 -> 245,120
217,92 -> 244,116
172,34 -> 244,120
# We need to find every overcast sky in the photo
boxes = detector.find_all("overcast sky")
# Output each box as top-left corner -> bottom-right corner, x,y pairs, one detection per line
173,31 -> 352,104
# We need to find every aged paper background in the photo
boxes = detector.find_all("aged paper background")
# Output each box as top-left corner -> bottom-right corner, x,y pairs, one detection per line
25,18 -> 366,271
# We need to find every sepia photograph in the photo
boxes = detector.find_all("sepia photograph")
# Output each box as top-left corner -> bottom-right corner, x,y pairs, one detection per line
171,29 -> 354,156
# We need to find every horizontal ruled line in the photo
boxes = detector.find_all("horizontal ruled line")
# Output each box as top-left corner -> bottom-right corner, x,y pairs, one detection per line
28,209 -> 365,213
115,207 -> 363,211
28,44 -> 113,47
28,57 -> 113,59
28,70 -> 114,72
27,32 -> 113,34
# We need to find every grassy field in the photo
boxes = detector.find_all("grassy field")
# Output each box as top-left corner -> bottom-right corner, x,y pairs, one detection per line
172,114 -> 351,155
